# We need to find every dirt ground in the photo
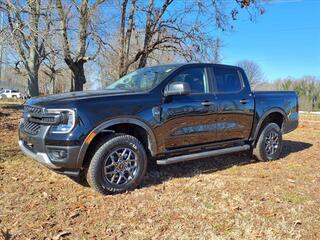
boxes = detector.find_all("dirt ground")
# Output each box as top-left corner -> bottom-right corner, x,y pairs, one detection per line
0,104 -> 320,240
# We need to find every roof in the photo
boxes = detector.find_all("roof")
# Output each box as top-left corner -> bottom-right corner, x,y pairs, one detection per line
147,62 -> 239,69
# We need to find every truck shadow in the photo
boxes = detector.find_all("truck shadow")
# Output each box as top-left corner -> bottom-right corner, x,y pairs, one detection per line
142,140 -> 312,188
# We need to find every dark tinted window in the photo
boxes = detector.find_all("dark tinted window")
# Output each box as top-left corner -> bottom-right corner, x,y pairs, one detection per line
213,67 -> 242,92
171,67 -> 209,94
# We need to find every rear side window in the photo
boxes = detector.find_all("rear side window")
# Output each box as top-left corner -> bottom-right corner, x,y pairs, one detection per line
213,67 -> 243,93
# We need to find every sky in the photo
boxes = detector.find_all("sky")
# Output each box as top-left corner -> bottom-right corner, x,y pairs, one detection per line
220,0 -> 320,81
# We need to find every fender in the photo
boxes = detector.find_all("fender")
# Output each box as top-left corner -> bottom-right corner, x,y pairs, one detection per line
252,107 -> 287,142
76,118 -> 158,167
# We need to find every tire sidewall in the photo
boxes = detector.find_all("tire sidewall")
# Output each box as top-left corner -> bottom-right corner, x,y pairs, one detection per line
257,123 -> 283,161
88,134 -> 147,194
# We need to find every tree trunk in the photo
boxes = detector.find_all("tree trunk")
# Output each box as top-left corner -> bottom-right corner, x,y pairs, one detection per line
26,0 -> 41,97
27,45 -> 40,96
138,53 -> 148,68
27,70 -> 39,96
49,69 -> 56,94
138,0 -> 154,69
52,74 -> 56,94
125,0 -> 136,59
118,0 -> 129,78
69,61 -> 86,91
213,38 -> 222,64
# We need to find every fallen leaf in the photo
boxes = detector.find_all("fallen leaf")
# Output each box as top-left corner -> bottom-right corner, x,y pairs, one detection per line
288,178 -> 295,183
69,212 -> 80,219
53,231 -> 71,240
294,220 -> 302,226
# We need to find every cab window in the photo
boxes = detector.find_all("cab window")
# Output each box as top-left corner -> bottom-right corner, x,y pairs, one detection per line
213,67 -> 243,93
169,67 -> 209,94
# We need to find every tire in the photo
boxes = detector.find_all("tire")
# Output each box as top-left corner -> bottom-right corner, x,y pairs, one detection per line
253,122 -> 283,161
86,134 -> 147,195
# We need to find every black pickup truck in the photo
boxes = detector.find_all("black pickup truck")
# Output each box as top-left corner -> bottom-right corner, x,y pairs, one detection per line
19,63 -> 298,194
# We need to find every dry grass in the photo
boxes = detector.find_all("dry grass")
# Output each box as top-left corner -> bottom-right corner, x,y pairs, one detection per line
0,99 -> 24,106
299,112 -> 320,122
1,105 -> 320,239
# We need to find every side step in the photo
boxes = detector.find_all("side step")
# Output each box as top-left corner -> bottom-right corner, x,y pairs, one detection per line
157,145 -> 251,165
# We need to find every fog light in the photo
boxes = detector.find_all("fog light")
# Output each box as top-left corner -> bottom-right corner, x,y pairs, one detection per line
48,148 -> 67,161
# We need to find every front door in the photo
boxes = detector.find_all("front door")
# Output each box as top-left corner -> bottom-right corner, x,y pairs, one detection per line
159,66 -> 217,150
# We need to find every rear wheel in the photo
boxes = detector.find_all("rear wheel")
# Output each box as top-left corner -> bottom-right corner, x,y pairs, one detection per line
86,134 -> 147,195
253,123 -> 282,161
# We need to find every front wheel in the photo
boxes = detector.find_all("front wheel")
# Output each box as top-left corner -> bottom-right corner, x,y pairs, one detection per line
253,123 -> 283,161
86,134 -> 147,195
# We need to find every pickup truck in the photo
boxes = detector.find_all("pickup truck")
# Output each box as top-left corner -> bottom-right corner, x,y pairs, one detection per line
0,89 -> 22,99
18,63 -> 299,195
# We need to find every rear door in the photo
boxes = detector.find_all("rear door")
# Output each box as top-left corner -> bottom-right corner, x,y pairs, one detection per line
159,66 -> 217,149
211,66 -> 254,142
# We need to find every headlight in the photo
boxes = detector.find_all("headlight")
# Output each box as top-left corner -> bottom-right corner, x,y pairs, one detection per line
47,109 -> 76,134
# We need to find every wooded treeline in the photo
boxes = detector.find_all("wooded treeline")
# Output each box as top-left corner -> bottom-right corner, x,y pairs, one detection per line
252,76 -> 320,111
0,0 -> 265,96
276,76 -> 320,111
0,0 -> 319,112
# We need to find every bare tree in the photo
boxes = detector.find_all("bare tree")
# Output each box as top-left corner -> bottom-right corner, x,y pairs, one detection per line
1,0 -> 49,96
213,37 -> 223,64
237,60 -> 264,88
42,50 -> 63,94
115,0 -> 265,78
55,0 -> 105,91
118,0 -> 137,77
1,0 -> 267,94
116,0 -> 202,77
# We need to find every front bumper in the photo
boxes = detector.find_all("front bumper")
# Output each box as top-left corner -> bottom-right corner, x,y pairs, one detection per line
19,140 -> 59,169
19,123 -> 82,176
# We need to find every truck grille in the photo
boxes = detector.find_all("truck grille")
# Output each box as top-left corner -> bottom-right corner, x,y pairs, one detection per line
23,105 -> 44,135
24,105 -> 44,114
23,120 -> 41,135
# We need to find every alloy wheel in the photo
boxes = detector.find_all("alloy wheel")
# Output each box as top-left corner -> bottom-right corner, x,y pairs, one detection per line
103,148 -> 138,185
264,130 -> 280,156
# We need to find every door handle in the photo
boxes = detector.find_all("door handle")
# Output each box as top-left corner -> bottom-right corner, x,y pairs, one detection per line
201,101 -> 214,106
240,99 -> 249,104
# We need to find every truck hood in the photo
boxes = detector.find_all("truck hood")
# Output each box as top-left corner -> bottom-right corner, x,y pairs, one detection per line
26,90 -> 135,106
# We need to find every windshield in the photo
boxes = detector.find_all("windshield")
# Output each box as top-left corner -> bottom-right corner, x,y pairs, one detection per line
106,65 -> 178,92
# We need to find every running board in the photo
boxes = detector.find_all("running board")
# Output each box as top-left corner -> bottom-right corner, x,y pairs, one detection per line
157,145 -> 251,165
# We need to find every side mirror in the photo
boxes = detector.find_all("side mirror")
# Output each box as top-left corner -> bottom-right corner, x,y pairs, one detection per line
164,82 -> 191,97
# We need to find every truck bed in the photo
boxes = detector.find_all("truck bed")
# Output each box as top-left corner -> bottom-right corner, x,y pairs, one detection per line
253,91 -> 299,135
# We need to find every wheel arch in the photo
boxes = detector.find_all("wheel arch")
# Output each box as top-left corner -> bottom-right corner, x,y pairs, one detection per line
77,118 -> 157,168
252,108 -> 287,145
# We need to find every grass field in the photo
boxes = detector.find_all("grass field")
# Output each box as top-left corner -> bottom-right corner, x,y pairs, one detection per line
0,105 -> 320,239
